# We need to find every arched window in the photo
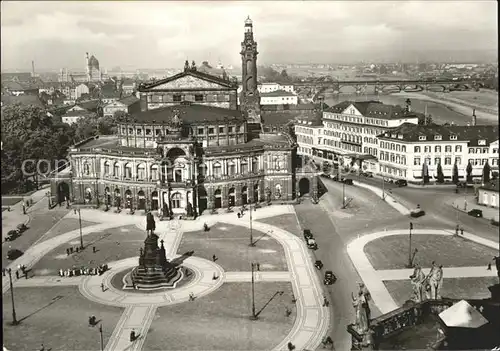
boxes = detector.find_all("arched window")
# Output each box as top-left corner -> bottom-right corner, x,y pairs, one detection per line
251,157 -> 258,173
171,192 -> 182,208
240,160 -> 248,174
275,184 -> 282,198
414,146 -> 420,153
124,163 -> 132,179
83,162 -> 90,175
104,161 -> 110,176
213,162 -> 222,178
113,162 -> 120,177
402,146 -> 406,153
151,164 -> 159,180
227,161 -> 236,176
137,163 -> 146,180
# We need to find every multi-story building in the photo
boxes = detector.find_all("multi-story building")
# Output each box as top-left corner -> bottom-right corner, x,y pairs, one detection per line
296,100 -> 420,172
51,18 -> 317,214
103,96 -> 141,118
260,90 -> 298,105
377,123 -> 499,182
259,83 -> 294,94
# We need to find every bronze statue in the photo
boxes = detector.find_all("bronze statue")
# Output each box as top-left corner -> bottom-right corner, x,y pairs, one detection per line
146,212 -> 156,235
186,202 -> 193,217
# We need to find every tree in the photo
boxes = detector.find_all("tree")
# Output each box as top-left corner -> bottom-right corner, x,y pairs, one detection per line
466,162 -> 473,184
436,161 -> 445,183
452,162 -> 459,184
483,161 -> 491,184
422,161 -> 429,185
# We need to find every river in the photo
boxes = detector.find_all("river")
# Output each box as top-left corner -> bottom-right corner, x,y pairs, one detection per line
323,92 -> 498,126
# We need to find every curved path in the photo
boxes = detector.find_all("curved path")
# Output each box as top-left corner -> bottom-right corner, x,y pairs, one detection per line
347,228 -> 498,314
3,205 -> 329,351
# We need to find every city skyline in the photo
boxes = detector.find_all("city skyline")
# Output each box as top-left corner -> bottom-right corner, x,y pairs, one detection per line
1,1 -> 498,71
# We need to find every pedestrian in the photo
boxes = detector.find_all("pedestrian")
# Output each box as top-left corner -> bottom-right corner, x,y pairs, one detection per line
256,263 -> 260,271
22,204 -> 26,214
323,296 -> 329,307
212,272 -> 218,280
59,269 -> 63,277
237,212 -> 241,219
25,271 -> 29,279
76,247 -> 79,253
39,344 -> 45,351
130,330 -> 136,342
212,254 -> 218,262
455,224 -> 459,236
93,246 -> 96,253
460,228 -> 464,235
487,263 -> 492,270
285,307 -> 292,317
70,247 -> 74,254
66,248 -> 70,256
101,282 -> 105,292
15,271 -> 19,279
189,292 -> 195,301
287,341 -> 295,351
2,268 -> 5,276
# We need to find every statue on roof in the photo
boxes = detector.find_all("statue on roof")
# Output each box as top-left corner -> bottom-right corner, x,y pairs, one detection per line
184,60 -> 190,72
191,60 -> 197,71
222,69 -> 228,81
170,109 -> 182,127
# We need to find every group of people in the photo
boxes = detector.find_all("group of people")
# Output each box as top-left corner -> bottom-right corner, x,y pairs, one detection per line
58,264 -> 108,277
2,265 -> 29,280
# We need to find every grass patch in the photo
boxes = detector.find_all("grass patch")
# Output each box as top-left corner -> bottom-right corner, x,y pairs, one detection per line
364,234 -> 497,270
1,197 -> 22,207
2,286 -> 123,351
179,223 -> 287,271
384,277 -> 498,307
40,218 -> 98,242
257,214 -> 300,236
144,282 -> 296,350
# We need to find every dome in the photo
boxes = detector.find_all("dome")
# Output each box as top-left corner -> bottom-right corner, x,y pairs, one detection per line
244,16 -> 252,26
88,55 -> 99,69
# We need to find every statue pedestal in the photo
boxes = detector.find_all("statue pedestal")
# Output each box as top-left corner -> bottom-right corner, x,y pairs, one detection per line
488,284 -> 500,302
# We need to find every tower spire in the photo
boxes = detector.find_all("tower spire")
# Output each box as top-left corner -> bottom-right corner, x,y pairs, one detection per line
240,17 -> 260,124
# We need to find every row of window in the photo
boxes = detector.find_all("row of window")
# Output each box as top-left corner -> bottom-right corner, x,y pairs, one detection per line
297,135 -> 314,144
380,153 -> 407,165
414,157 -> 461,166
324,113 -> 390,126
121,125 -> 245,137
380,166 -> 407,178
296,127 -> 315,135
146,93 -> 222,103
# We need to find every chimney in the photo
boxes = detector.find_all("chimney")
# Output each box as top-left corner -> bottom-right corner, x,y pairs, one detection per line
31,60 -> 35,77
472,109 -> 476,126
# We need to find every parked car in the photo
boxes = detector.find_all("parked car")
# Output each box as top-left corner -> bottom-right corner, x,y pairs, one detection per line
343,179 -> 353,185
16,223 -> 28,233
5,230 -> 21,241
395,179 -> 408,187
307,238 -> 318,250
303,229 -> 313,241
468,209 -> 483,218
314,260 -> 324,270
330,175 -> 339,181
7,249 -> 23,260
410,208 -> 426,218
324,270 -> 337,285
361,172 -> 373,178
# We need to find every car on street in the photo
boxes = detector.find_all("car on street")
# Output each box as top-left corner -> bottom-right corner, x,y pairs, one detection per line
410,208 -> 426,218
395,179 -> 408,187
5,230 -> 21,242
314,260 -> 323,270
343,179 -> 353,185
468,209 -> 483,218
7,249 -> 24,260
307,238 -> 318,250
324,270 -> 337,285
16,223 -> 28,233
361,172 -> 373,178
303,229 -> 313,241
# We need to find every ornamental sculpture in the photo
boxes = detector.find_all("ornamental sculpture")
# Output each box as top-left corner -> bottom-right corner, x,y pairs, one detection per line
352,290 -> 370,334
409,261 -> 444,302
409,263 -> 426,302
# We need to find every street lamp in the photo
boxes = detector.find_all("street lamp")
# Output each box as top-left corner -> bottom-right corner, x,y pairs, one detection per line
98,323 -> 104,351
74,207 -> 84,250
249,200 -> 255,247
382,175 -> 386,200
250,262 -> 258,320
7,268 -> 19,325
406,222 -> 414,268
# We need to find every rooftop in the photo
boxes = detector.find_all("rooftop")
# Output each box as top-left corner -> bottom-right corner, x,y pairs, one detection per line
130,103 -> 245,124
1,94 -> 45,108
117,95 -> 140,107
62,110 -> 94,118
378,123 -> 499,145
326,100 -> 423,120
260,90 -> 297,97
76,99 -> 100,112
139,69 -> 236,91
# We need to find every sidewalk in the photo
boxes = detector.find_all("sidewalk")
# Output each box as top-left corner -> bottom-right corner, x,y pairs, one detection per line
353,180 -> 410,215
446,195 -> 499,221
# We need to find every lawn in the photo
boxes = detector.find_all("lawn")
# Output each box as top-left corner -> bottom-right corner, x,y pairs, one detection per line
364,234 -> 497,270
384,277 -> 498,307
144,282 -> 296,350
257,214 -> 301,237
179,222 -> 288,271
2,286 -> 123,351
32,225 -> 146,276
1,197 -> 22,207
40,218 -> 98,242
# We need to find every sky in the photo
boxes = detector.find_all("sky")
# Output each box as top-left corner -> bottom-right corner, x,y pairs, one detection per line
1,1 -> 497,71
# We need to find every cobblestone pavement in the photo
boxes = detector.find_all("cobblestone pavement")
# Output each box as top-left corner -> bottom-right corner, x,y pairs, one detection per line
3,204 -> 329,351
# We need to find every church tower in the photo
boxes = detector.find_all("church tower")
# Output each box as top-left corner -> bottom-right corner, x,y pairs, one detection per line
240,16 -> 261,124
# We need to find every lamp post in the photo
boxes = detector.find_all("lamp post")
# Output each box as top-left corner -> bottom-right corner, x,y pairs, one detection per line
382,175 -> 386,200
249,200 -> 255,247
250,262 -> 258,320
407,222 -> 413,268
7,268 -> 19,325
342,181 -> 346,209
98,323 -> 104,351
74,207 -> 84,250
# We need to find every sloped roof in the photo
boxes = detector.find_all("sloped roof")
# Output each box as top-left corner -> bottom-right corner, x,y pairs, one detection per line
62,110 -> 94,117
326,100 -> 423,120
1,94 -> 45,108
439,300 -> 488,328
377,123 -> 499,145
130,103 -> 244,124
76,99 -> 100,111
139,69 -> 236,90
118,95 -> 139,106
260,89 -> 297,97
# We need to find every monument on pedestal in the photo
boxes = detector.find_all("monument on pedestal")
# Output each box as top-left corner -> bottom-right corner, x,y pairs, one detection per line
127,215 -> 182,289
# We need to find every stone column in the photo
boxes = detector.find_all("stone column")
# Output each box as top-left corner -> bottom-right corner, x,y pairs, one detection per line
221,184 -> 229,208
216,124 -> 220,146
235,183 -> 242,206
207,186 -> 214,210
259,179 -> 265,203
